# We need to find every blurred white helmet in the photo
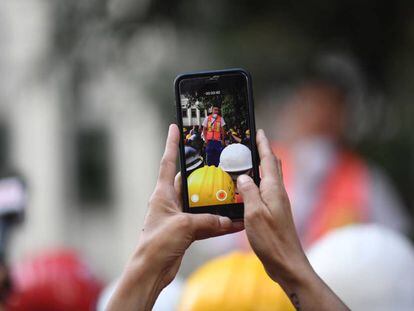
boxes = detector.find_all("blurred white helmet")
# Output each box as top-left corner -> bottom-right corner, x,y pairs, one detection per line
307,224 -> 414,311
219,143 -> 252,172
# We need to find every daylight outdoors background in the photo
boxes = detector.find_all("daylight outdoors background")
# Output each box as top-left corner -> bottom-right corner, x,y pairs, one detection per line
0,0 -> 413,287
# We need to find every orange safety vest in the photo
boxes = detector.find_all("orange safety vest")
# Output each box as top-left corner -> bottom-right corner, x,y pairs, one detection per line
272,144 -> 370,248
206,115 -> 222,141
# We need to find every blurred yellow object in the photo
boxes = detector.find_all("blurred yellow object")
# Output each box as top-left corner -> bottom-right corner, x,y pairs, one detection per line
245,129 -> 250,135
178,252 -> 295,311
188,166 -> 235,207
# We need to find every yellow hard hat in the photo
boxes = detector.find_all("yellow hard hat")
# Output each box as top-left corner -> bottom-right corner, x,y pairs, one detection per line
178,252 -> 295,311
187,166 -> 235,207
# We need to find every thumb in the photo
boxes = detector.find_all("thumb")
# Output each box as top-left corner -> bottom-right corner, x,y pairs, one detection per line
237,174 -> 263,215
190,214 -> 243,240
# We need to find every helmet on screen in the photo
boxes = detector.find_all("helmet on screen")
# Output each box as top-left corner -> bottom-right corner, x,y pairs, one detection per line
187,133 -> 204,152
187,166 -> 235,207
219,143 -> 252,172
5,249 -> 103,311
184,146 -> 203,172
178,251 -> 295,311
307,224 -> 414,310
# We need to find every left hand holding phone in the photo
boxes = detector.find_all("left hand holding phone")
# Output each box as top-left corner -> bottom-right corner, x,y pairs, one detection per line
106,124 -> 244,311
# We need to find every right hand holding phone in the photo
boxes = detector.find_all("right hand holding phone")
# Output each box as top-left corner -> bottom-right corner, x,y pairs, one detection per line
237,129 -> 310,285
237,129 -> 349,311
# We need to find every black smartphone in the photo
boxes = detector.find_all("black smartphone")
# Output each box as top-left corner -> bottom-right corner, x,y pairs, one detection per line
175,68 -> 260,220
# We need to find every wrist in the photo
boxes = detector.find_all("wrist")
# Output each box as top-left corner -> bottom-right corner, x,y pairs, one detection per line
273,261 -> 349,311
279,262 -> 317,292
266,253 -> 315,291
127,250 -> 160,282
107,246 -> 164,311
269,257 -> 322,306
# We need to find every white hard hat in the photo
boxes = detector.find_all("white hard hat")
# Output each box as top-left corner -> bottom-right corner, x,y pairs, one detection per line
219,143 -> 252,172
307,224 -> 414,311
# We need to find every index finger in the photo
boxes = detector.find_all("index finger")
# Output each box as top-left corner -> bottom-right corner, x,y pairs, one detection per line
256,129 -> 281,183
157,124 -> 180,187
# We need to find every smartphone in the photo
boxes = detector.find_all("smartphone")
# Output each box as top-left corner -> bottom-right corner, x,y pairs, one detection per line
175,68 -> 260,220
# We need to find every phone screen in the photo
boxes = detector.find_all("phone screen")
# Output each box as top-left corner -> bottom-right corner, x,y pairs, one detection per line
177,71 -> 256,214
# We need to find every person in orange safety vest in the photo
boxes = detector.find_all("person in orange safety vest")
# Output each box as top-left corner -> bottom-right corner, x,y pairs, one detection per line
202,105 -> 226,166
268,69 -> 411,248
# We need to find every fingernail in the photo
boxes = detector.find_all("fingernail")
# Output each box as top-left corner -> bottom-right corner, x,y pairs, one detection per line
169,124 -> 176,133
219,216 -> 231,227
238,174 -> 250,185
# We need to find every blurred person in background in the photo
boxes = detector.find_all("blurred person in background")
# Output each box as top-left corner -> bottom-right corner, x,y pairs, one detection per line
242,129 -> 251,149
189,125 -> 198,136
227,126 -> 242,144
271,56 -> 412,247
186,129 -> 204,155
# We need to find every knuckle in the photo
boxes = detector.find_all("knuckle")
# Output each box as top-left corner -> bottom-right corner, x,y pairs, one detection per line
149,187 -> 163,202
246,206 -> 262,222
148,193 -> 158,206
239,181 -> 252,192
159,156 -> 170,169
262,176 -> 277,188
260,186 -> 275,200
175,214 -> 192,231
263,152 -> 276,163
204,216 -> 219,229
275,189 -> 289,203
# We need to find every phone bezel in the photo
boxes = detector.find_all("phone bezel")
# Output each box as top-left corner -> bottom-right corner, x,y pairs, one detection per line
174,68 -> 260,220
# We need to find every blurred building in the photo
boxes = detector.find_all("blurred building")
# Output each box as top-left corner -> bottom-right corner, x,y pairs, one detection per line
0,0 -> 162,281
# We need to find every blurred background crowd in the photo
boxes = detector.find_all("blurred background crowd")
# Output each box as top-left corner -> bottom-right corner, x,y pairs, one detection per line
0,0 -> 413,310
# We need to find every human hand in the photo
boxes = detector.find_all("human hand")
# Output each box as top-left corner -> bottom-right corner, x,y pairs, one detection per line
237,129 -> 308,284
237,129 -> 349,311
107,124 -> 243,311
138,125 -> 243,287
